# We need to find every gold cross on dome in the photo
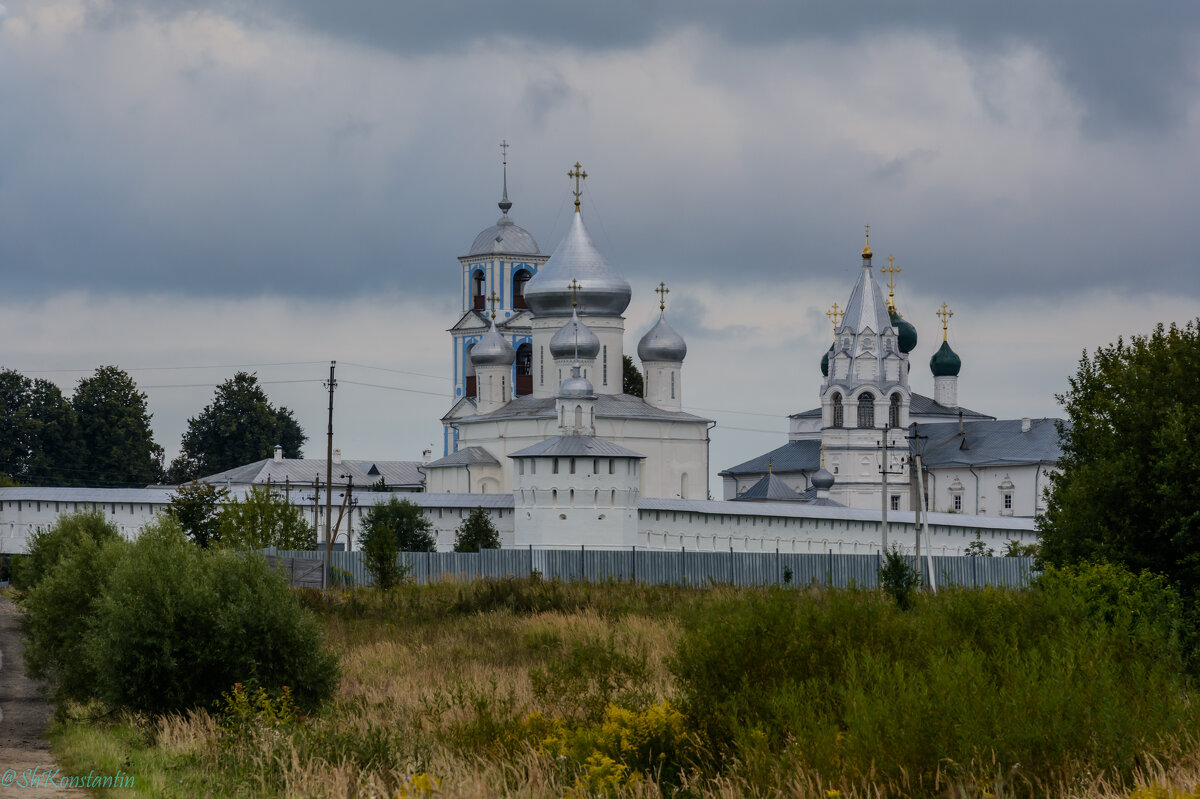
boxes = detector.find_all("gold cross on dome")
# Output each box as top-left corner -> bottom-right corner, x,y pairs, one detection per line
487,291 -> 501,320
655,281 -> 670,311
937,302 -> 954,341
882,254 -> 901,310
567,278 -> 582,309
568,162 -> 588,212
768,457 -> 773,474
826,302 -> 843,331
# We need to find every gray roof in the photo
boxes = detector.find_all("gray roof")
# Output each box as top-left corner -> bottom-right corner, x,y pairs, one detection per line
915,417 -> 1062,468
456,392 -> 712,424
838,257 -> 892,340
199,458 -> 425,489
732,473 -> 803,502
509,435 -> 645,459
425,447 -> 501,469
720,439 -> 821,477
788,393 -> 993,421
468,215 -> 541,257
523,212 -> 632,318
0,486 -> 181,504
638,496 -> 1035,531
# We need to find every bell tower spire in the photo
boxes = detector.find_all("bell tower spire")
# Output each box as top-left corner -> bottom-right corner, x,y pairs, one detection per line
498,140 -> 512,216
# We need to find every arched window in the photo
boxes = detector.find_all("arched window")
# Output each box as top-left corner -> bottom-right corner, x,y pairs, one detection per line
472,270 -> 486,310
832,393 -> 844,428
889,393 -> 901,429
512,269 -> 532,309
857,393 -> 875,428
574,405 -> 583,428
515,343 -> 533,395
464,342 -> 477,397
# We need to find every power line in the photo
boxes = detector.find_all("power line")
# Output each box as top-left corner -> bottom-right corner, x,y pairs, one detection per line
339,361 -> 448,382
20,360 -> 328,374
139,379 -> 324,389
338,379 -> 448,399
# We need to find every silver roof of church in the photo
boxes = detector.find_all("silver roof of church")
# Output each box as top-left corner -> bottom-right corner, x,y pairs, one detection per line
550,309 -> 601,359
469,215 -> 541,257
447,392 -> 712,424
470,319 -> 516,366
509,435 -> 644,459
523,212 -> 632,318
637,312 -> 687,362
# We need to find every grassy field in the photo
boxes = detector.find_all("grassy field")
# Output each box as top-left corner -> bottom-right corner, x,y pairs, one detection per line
46,576 -> 1200,798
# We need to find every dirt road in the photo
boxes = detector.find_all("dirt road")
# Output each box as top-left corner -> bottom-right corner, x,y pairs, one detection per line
0,597 -> 85,797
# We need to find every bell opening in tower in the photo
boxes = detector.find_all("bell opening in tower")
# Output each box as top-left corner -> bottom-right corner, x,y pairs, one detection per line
472,270 -> 486,311
512,269 -> 531,310
515,343 -> 533,395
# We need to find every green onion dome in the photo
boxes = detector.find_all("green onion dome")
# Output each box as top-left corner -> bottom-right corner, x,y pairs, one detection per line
820,343 -> 833,377
889,306 -> 918,354
930,340 -> 961,377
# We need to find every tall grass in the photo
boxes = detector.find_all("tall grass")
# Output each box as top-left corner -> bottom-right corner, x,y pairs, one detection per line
47,572 -> 1200,798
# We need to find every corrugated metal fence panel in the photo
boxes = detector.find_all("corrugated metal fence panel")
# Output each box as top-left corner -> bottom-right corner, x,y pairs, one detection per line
262,549 -> 1040,590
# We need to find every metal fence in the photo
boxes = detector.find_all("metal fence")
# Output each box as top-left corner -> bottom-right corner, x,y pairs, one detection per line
262,547 -> 1037,590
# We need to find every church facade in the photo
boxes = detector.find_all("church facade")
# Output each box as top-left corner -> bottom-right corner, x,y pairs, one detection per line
425,163 -> 713,545
721,231 -> 1061,518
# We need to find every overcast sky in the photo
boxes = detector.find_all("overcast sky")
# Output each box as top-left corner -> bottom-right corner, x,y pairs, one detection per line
1,0 -> 1198,491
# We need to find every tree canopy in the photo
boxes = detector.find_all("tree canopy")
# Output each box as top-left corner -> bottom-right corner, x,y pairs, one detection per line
170,372 -> 305,483
168,480 -> 230,549
623,355 -> 644,398
1038,319 -> 1200,595
454,507 -> 501,552
0,370 -> 82,486
217,485 -> 315,551
361,497 -> 436,553
71,366 -> 163,487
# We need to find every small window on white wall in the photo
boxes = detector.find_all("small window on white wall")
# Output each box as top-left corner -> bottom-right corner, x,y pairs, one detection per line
1004,493 -> 1013,510
953,494 -> 963,511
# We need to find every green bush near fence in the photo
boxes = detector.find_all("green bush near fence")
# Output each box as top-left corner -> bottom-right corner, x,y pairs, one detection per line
20,513 -> 339,715
670,562 -> 1194,794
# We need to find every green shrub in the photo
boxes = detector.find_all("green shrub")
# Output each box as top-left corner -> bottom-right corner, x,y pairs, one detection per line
670,571 -> 1198,794
12,509 -> 120,591
878,545 -> 920,609
360,497 -> 435,552
361,510 -> 403,589
20,532 -> 127,707
85,518 -> 338,715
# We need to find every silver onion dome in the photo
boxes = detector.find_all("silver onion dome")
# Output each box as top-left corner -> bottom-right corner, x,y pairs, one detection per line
559,361 -> 595,398
470,320 -> 515,367
637,312 -> 687,362
550,308 -> 601,360
523,213 -> 632,318
469,215 -> 541,257
811,467 -> 835,491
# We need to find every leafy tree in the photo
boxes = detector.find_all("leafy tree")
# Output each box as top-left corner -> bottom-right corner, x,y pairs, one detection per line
168,480 -> 230,549
1038,320 -> 1200,596
12,509 -> 121,592
0,369 -> 82,486
623,355 -> 644,398
361,497 -> 435,553
963,532 -> 995,557
1004,539 -> 1039,558
454,507 -> 501,552
361,517 -> 403,589
71,366 -> 164,487
217,485 -> 315,550
170,372 -> 306,483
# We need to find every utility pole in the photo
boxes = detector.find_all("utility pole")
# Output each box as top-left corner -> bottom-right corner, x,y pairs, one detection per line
906,424 -> 930,584
323,361 -> 336,585
878,427 -> 904,552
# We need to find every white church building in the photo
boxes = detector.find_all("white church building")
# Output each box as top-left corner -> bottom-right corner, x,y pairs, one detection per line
0,162 -> 1055,558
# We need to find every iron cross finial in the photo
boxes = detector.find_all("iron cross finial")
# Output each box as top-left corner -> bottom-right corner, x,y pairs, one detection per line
937,302 -> 954,341
655,281 -> 670,311
567,278 -> 582,309
487,290 -> 500,320
568,162 -> 588,212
